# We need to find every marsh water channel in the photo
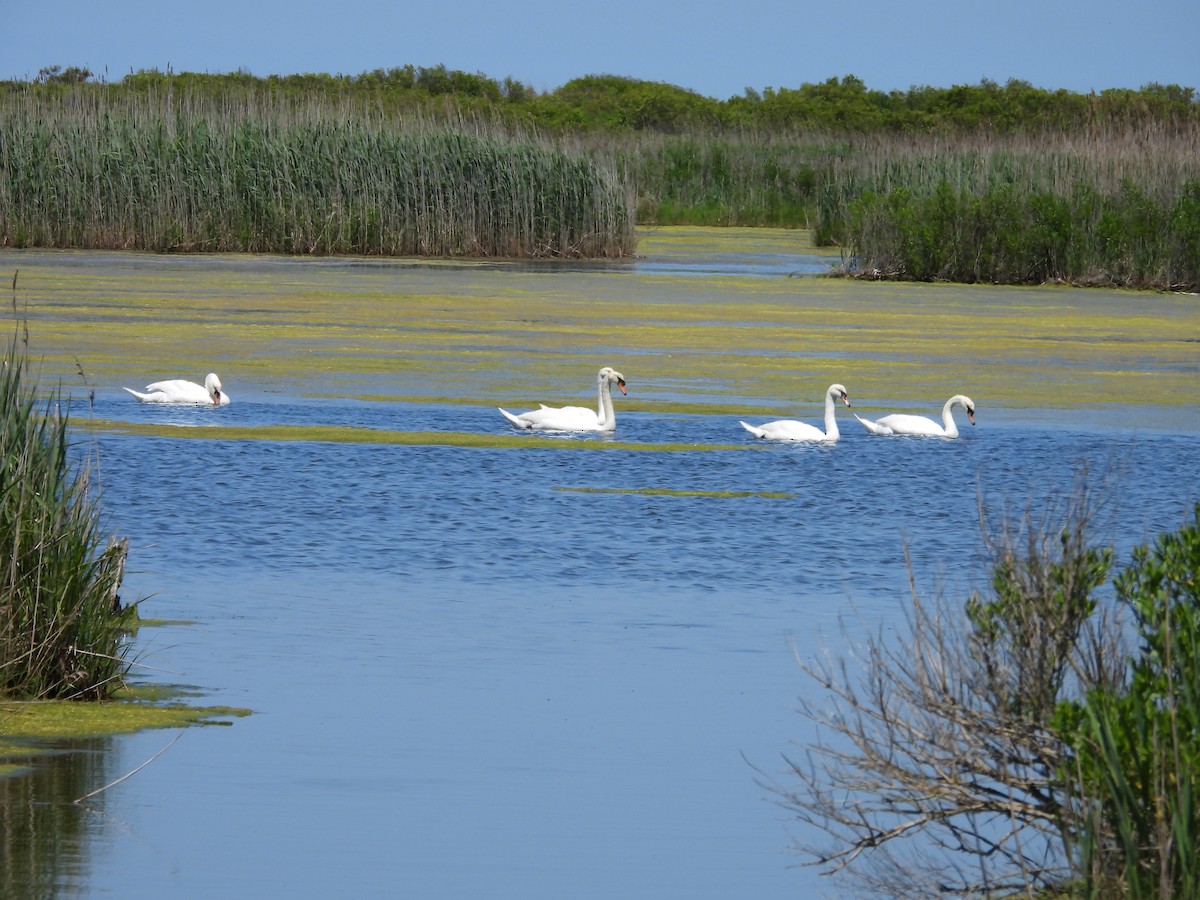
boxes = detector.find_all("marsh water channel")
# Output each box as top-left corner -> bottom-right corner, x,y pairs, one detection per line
2,227 -> 1200,898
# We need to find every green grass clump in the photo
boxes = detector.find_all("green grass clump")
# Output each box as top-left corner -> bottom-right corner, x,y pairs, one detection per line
0,338 -> 133,700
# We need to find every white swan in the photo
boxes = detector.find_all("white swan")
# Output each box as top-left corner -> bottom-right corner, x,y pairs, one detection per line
854,394 -> 976,437
739,383 -> 850,442
124,373 -> 230,406
499,366 -> 627,432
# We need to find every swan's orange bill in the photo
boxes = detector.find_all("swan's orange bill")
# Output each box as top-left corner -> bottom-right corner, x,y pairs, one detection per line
617,380 -> 627,395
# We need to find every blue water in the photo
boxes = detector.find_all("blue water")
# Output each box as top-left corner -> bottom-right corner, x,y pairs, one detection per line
15,392 -> 1198,899
3,239 -> 1197,897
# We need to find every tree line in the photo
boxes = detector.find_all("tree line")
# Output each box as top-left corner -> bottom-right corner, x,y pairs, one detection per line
22,64 -> 1199,135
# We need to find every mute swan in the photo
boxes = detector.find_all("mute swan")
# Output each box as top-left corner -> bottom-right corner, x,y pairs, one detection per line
499,366 -> 628,432
854,394 -> 975,437
124,373 -> 230,406
739,383 -> 850,442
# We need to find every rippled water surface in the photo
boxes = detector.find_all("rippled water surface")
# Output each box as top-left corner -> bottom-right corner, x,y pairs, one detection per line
3,233 -> 1199,898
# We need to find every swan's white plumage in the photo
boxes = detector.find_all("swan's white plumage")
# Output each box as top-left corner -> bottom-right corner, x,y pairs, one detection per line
739,383 -> 850,442
124,373 -> 230,405
855,394 -> 975,437
499,367 -> 627,433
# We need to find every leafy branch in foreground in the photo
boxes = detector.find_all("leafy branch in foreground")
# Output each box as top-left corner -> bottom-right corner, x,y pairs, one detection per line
1058,507 -> 1200,898
773,486 -> 1200,896
1,334 -> 133,700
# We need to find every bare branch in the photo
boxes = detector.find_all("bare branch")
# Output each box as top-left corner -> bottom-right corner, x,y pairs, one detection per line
767,487 -> 1122,895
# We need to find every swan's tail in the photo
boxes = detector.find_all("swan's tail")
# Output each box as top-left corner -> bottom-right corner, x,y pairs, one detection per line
123,387 -> 151,402
854,413 -> 891,435
498,407 -> 532,429
738,420 -> 767,439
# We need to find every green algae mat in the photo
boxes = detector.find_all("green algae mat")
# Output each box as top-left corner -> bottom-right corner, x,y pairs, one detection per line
3,227 -> 1197,423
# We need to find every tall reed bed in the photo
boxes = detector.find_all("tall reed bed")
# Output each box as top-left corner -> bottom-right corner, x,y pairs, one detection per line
4,82 -> 1197,285
810,129 -> 1200,290
600,132 -> 824,227
1,335 -> 131,700
609,125 -> 1200,289
591,126 -> 1200,290
0,87 -> 635,258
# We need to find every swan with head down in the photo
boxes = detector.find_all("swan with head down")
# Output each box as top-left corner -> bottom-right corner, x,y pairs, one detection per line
124,373 -> 230,406
739,383 -> 850,442
854,394 -> 976,437
499,366 -> 628,433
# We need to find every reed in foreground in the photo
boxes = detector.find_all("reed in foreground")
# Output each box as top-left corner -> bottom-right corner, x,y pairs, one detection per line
0,337 -> 132,700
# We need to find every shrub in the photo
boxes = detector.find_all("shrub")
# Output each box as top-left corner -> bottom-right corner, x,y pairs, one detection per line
1058,505 -> 1200,897
776,489 -> 1200,896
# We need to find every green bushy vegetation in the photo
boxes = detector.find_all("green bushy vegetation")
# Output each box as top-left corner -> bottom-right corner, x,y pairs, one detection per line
778,489 -> 1200,897
0,335 -> 132,700
1057,509 -> 1200,897
3,67 -> 1198,286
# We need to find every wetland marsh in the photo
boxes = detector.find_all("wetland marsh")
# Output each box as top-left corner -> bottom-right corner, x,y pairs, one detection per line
2,227 -> 1199,897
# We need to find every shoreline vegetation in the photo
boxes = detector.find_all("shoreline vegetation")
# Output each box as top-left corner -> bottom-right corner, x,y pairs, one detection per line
1,66 -> 1198,288
779,491 -> 1200,896
0,336 -> 133,702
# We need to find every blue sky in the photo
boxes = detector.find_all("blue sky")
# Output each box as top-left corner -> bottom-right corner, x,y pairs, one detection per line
7,0 -> 1198,98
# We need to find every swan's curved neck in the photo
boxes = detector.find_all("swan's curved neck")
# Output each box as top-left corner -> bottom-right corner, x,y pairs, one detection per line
941,399 -> 959,437
823,391 -> 839,439
597,378 -> 616,431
